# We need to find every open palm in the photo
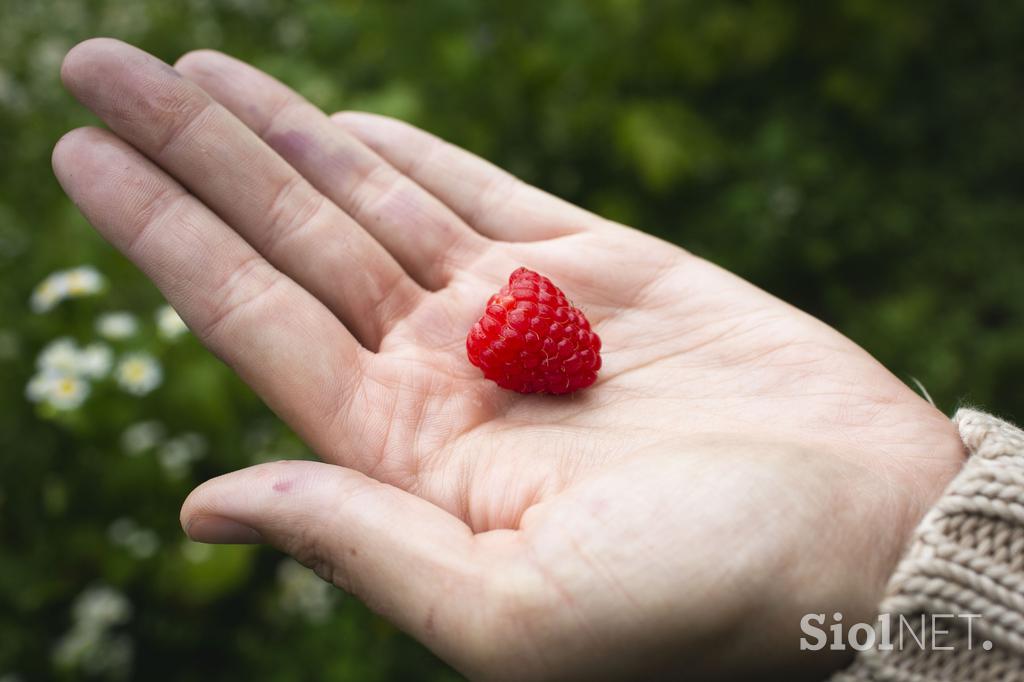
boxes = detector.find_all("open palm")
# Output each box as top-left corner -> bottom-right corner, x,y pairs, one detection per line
54,39 -> 964,680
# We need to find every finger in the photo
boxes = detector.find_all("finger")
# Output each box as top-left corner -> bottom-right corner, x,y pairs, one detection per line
175,50 -> 489,291
60,38 -> 420,349
181,459 -> 481,657
52,127 -> 369,468
332,111 -> 605,242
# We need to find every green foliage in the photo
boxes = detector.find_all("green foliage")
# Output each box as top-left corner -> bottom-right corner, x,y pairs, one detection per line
1,0 -> 1022,679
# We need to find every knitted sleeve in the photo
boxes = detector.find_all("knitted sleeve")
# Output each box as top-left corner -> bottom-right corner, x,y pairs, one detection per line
830,408 -> 1024,681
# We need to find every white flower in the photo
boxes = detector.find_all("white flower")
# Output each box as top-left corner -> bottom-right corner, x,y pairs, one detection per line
47,375 -> 91,410
72,586 -> 132,629
157,433 -> 207,478
157,447 -> 191,478
107,518 -> 136,545
53,626 -> 102,670
30,266 -> 105,313
107,518 -> 159,559
115,353 -> 162,396
30,273 -> 69,313
82,634 -> 133,677
26,372 -> 57,403
156,304 -> 188,340
26,372 -> 90,410
181,540 -> 214,564
277,559 -> 336,623
180,432 -> 208,456
36,337 -> 80,374
64,266 -> 104,297
121,420 -> 165,455
26,338 -> 115,410
29,338 -> 106,410
53,586 -> 134,676
35,338 -> 111,379
53,630 -> 133,677
96,311 -> 138,340
126,533 -> 157,559
77,343 -> 112,379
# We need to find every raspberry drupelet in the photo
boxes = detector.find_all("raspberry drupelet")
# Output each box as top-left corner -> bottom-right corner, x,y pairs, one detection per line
466,267 -> 602,394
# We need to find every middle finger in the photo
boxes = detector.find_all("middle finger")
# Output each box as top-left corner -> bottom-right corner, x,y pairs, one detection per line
173,49 -> 491,292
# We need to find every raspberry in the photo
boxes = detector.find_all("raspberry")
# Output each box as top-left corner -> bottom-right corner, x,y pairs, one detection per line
466,267 -> 602,394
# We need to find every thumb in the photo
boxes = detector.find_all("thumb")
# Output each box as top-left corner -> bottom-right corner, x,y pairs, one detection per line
180,459 -> 480,648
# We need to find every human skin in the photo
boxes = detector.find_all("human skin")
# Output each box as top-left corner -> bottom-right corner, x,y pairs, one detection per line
52,38 -> 965,681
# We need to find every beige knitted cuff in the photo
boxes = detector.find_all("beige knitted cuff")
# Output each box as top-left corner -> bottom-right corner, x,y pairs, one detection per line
830,408 -> 1024,681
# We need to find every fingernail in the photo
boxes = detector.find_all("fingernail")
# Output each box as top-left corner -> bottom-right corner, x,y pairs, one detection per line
185,516 -> 262,544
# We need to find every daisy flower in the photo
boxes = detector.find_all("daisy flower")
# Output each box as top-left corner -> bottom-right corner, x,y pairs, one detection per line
64,266 -> 105,297
49,375 -> 90,410
27,373 -> 91,410
96,312 -> 138,340
157,432 -> 207,478
155,305 -> 188,340
29,266 -> 105,313
25,372 -> 57,403
107,518 -> 159,559
35,338 -> 112,379
71,586 -> 133,629
78,343 -> 113,379
277,559 -> 336,623
36,337 -> 80,374
29,272 -> 68,313
120,420 -> 165,456
115,353 -> 162,396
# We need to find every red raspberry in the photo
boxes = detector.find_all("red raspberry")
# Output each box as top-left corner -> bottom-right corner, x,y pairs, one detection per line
466,267 -> 602,394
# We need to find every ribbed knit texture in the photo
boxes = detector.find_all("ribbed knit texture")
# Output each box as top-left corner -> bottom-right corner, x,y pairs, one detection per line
831,409 -> 1024,681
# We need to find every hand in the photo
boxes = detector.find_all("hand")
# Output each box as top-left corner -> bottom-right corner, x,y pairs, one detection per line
54,39 -> 964,680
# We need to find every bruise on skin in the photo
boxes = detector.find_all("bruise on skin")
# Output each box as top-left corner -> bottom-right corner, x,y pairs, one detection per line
268,128 -> 371,196
423,605 -> 435,635
266,129 -> 313,164
272,479 -> 293,493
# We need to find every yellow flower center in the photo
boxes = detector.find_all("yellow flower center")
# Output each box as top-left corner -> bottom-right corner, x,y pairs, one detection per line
66,274 -> 87,294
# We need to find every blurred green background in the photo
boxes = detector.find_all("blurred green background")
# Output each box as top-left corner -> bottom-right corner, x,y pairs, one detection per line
2,0 -> 1022,679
